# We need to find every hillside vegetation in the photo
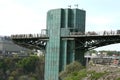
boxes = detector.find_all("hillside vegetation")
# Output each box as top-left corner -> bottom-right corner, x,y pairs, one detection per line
0,56 -> 44,80
59,61 -> 120,80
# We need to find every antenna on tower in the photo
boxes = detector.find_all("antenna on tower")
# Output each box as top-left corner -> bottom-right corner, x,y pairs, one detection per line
74,4 -> 78,8
68,5 -> 71,8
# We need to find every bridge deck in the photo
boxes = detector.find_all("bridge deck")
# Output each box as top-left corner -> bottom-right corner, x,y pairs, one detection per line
10,30 -> 120,50
11,34 -> 120,40
11,30 -> 120,39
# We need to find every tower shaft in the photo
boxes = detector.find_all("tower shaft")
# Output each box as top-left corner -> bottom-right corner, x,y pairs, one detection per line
45,8 -> 86,80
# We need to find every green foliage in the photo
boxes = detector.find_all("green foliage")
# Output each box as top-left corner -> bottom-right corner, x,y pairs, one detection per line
0,60 -> 6,70
77,69 -> 87,79
89,71 -> 106,80
0,55 -> 44,80
29,77 -> 37,80
8,76 -> 14,80
65,61 -> 84,73
117,78 -> 120,80
18,75 -> 28,80
64,69 -> 87,80
59,61 -> 84,80
63,70 -> 107,80
87,50 -> 120,56
18,75 -> 37,80
59,61 -> 109,80
17,56 -> 39,73
99,50 -> 120,56
10,70 -> 19,77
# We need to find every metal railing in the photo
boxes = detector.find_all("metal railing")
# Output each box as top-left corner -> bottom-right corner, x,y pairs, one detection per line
11,29 -> 120,39
11,34 -> 48,39
11,29 -> 48,39
70,30 -> 120,36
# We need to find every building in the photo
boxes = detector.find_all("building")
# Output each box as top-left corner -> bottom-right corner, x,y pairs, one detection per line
0,36 -> 29,57
45,8 -> 86,80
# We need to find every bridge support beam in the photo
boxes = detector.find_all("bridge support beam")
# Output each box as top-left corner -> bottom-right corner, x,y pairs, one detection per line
75,49 -> 86,66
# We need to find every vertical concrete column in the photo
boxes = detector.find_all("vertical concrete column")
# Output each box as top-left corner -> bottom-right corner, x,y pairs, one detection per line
45,9 -> 61,80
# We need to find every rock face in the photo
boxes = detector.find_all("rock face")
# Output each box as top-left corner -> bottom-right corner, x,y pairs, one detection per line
98,72 -> 120,80
87,64 -> 120,80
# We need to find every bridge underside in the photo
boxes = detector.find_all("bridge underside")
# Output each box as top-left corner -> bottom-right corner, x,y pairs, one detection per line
12,38 -> 48,50
73,35 -> 120,50
12,35 -> 120,51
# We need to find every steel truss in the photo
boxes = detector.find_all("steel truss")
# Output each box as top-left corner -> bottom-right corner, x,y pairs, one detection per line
12,35 -> 120,52
74,35 -> 120,51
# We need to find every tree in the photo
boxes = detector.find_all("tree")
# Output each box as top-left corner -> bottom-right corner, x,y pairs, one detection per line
59,61 -> 84,80
17,56 -> 39,73
8,76 -> 14,80
35,55 -> 45,80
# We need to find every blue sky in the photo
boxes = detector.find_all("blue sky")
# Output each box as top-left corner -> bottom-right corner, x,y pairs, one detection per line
0,0 -> 120,51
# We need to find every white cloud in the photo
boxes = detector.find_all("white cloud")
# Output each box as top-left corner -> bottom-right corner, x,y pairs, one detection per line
87,16 -> 112,25
0,0 -> 45,36
86,15 -> 117,31
95,43 -> 120,51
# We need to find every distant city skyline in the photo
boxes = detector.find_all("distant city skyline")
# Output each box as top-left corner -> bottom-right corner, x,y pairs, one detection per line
0,0 -> 120,51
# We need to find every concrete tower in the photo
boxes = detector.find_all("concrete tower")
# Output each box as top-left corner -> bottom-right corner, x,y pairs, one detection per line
45,8 -> 86,80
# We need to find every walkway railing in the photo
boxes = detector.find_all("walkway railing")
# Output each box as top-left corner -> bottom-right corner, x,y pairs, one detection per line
70,30 -> 120,36
11,30 -> 120,39
11,29 -> 48,39
11,34 -> 48,39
